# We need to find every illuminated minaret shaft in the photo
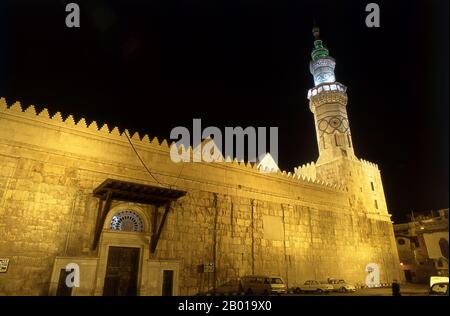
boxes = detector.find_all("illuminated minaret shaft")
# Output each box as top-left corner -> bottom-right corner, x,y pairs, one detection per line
308,27 -> 355,164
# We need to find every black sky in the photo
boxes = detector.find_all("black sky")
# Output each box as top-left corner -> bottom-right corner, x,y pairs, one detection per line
0,0 -> 448,223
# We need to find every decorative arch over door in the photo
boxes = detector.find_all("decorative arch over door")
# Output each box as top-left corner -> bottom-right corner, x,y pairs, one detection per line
109,210 -> 145,232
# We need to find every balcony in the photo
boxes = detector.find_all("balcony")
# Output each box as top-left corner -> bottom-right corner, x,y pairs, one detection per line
307,82 -> 347,99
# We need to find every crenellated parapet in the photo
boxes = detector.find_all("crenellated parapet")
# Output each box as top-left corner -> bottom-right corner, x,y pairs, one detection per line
294,161 -> 317,180
279,168 -> 344,190
0,97 -> 345,192
358,158 -> 379,170
0,98 -> 170,151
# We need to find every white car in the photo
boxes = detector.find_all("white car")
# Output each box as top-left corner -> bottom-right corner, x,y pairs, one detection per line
296,280 -> 334,294
327,279 -> 356,293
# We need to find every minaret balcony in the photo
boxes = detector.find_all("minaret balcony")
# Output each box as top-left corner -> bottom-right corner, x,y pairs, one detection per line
307,82 -> 347,100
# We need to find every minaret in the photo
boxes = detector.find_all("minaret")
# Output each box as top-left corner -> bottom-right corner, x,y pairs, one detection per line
308,27 -> 355,165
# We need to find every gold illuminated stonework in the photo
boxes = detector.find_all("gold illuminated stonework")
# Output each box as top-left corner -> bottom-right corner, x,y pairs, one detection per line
0,97 -> 402,296
309,90 -> 348,110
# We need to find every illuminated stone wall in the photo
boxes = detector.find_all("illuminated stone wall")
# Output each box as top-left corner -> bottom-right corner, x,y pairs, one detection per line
296,158 -> 390,216
0,98 -> 401,295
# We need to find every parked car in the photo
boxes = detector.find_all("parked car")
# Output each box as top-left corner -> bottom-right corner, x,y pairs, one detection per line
240,275 -> 287,295
204,279 -> 244,296
295,280 -> 334,294
429,276 -> 449,296
326,279 -> 356,293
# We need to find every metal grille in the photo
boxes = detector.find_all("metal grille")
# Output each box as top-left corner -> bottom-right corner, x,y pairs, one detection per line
109,210 -> 144,232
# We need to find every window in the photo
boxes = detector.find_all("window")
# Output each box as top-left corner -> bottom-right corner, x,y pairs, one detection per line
371,182 -> 375,191
398,238 -> 405,245
109,210 -> 144,232
374,200 -> 378,209
439,238 -> 449,259
271,278 -> 283,284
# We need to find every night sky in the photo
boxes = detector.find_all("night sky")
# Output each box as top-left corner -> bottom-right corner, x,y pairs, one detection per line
0,0 -> 448,223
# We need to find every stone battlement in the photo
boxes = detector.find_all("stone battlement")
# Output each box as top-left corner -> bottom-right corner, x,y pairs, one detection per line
0,97 -> 344,192
358,158 -> 379,169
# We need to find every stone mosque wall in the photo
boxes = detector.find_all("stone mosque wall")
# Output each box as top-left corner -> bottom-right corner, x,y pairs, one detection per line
0,98 -> 401,295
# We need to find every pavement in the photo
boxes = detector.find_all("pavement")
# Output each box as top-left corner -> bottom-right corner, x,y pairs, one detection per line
287,283 -> 429,296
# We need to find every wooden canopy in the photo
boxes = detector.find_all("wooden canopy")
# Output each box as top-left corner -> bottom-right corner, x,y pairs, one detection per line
91,179 -> 186,252
93,179 -> 186,205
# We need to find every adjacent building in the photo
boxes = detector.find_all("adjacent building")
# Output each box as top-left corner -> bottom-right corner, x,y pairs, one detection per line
394,209 -> 449,283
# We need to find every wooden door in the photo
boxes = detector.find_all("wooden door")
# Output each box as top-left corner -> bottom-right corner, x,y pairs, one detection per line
103,247 -> 140,296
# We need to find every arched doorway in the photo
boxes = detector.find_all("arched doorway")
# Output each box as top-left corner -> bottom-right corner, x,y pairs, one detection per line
102,210 -> 145,296
91,179 -> 186,296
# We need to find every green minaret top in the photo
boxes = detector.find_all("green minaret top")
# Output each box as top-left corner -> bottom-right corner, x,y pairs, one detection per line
311,26 -> 330,61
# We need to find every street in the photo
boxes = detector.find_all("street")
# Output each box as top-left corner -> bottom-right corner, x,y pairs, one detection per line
286,284 -> 429,296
